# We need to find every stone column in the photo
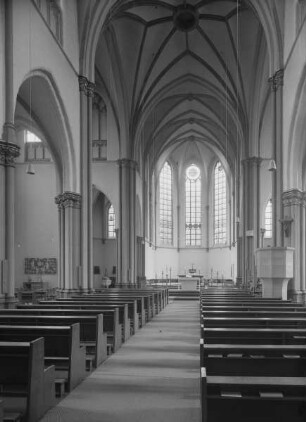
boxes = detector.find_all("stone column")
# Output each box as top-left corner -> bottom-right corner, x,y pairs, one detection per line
241,157 -> 261,287
79,76 -> 95,291
0,142 -> 20,306
205,205 -> 209,251
117,159 -> 137,285
136,236 -> 145,286
55,192 -> 82,294
0,1 -> 20,307
302,193 -> 306,304
282,189 -> 303,302
268,69 -> 284,247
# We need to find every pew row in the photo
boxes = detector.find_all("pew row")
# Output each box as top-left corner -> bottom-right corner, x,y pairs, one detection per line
0,324 -> 86,394
6,310 -> 121,353
201,368 -> 306,422
200,340 -> 306,376
0,339 -> 55,422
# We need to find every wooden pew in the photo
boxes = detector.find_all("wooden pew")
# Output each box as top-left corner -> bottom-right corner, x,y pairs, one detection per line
70,298 -> 139,333
58,299 -> 135,336
0,313 -> 111,361
201,305 -> 306,312
10,308 -> 122,352
0,324 -> 86,394
0,339 -> 55,422
201,299 -> 300,305
201,368 -> 306,422
38,300 -> 130,341
17,303 -> 126,345
202,316 -> 306,328
202,310 -> 306,318
201,327 -> 306,345
86,289 -> 159,319
200,341 -> 306,376
74,294 -> 148,324
0,310 -> 108,368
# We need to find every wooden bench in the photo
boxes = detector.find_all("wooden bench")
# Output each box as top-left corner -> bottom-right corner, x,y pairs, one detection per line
11,308 -> 122,353
72,296 -> 143,330
201,368 -> 306,422
201,326 -> 306,345
87,290 -> 158,319
202,316 -> 306,328
0,324 -> 86,394
7,309 -> 108,367
201,305 -> 306,312
39,300 -> 130,341
0,339 -> 55,422
200,341 -> 306,376
78,293 -> 148,324
202,310 -> 306,318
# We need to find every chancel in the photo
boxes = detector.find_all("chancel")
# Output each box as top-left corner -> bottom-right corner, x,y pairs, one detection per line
0,0 -> 306,421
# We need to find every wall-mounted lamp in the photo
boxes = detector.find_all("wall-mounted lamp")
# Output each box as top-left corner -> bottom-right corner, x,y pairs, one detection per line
268,159 -> 277,172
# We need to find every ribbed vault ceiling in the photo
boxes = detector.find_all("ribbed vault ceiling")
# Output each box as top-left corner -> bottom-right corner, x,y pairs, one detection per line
95,0 -> 267,169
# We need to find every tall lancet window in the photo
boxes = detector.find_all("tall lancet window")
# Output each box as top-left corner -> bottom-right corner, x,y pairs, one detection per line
108,205 -> 116,238
185,164 -> 201,246
159,161 -> 173,245
214,161 -> 227,244
264,199 -> 272,238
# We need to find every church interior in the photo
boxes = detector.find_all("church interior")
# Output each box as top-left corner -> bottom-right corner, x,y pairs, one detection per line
0,0 -> 306,421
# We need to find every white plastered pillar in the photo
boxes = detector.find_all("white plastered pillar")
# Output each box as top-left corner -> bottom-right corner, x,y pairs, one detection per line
79,76 -> 95,291
117,159 -> 137,285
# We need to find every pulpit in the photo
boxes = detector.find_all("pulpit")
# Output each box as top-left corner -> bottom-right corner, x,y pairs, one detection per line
255,247 -> 294,300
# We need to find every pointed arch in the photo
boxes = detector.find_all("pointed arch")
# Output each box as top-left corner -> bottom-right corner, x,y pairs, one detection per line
213,161 -> 227,244
185,163 -> 201,246
159,161 -> 173,245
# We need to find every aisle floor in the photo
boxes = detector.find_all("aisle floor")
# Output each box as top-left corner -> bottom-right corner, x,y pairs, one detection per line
40,300 -> 201,422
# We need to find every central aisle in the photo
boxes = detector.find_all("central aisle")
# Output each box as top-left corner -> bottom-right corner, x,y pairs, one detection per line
40,300 -> 201,422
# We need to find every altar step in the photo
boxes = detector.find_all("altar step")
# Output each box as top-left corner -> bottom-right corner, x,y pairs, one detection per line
169,290 -> 200,300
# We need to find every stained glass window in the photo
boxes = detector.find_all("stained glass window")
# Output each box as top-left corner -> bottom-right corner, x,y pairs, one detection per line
214,162 -> 227,244
108,205 -> 116,238
185,164 -> 201,246
159,161 -> 173,244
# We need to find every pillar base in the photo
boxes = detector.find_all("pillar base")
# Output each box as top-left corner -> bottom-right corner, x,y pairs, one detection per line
3,295 -> 18,309
288,289 -> 303,304
261,278 -> 290,300
301,291 -> 306,305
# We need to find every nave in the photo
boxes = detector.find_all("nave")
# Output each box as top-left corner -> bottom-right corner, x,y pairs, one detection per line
39,300 -> 200,422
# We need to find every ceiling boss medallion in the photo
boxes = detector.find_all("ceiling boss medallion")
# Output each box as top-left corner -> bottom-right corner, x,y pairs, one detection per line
173,4 -> 199,32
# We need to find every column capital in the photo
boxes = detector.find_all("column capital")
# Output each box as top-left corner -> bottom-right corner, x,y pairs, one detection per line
78,75 -> 96,97
0,140 -> 20,167
55,191 -> 82,209
117,158 -> 138,170
268,69 -> 284,91
282,189 -> 304,207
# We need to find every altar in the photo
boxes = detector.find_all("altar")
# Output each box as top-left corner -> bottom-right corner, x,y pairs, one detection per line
177,276 -> 201,291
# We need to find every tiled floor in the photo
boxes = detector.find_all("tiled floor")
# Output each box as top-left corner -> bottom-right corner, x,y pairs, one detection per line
40,300 -> 201,422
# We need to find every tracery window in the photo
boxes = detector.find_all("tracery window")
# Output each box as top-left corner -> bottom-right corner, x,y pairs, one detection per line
108,205 -> 116,238
214,161 -> 227,244
24,130 -> 51,162
185,164 -> 201,246
34,0 -> 63,44
264,199 -> 272,238
159,161 -> 173,245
